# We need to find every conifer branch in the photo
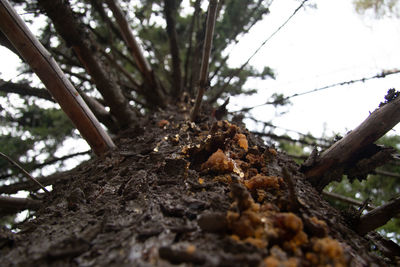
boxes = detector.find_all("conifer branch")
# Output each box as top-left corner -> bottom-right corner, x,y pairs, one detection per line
0,151 -> 49,193
190,0 -> 219,121
0,0 -> 116,156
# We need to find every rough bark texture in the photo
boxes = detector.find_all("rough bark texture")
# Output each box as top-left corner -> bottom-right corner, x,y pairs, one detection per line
1,107 -> 397,266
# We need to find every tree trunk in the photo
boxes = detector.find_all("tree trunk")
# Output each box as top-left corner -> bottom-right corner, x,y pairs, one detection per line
0,108 -> 396,266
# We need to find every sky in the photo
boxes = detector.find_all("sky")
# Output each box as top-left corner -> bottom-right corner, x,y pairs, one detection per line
1,0 -> 400,148
227,0 -> 400,139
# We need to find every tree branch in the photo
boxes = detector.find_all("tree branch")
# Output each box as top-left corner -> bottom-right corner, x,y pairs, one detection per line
0,28 -> 22,59
38,0 -> 137,130
356,196 -> 400,235
0,79 -> 54,102
79,91 -> 119,133
105,0 -> 166,107
0,196 -> 41,215
322,191 -> 376,211
183,0 -> 201,95
0,151 -> 49,193
207,0 -> 308,104
0,151 -> 88,194
100,49 -> 140,91
374,169 -> 400,179
235,69 -> 400,113
302,92 -> 400,191
164,0 -> 182,98
1,0 -> 116,156
190,0 -> 219,121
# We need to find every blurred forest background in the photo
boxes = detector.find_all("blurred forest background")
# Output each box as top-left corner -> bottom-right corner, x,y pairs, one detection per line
0,0 -> 400,244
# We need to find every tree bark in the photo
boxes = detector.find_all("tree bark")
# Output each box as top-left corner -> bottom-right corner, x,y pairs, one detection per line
0,196 -> 41,215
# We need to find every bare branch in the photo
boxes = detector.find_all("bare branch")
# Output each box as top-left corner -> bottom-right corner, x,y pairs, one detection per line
38,0 -> 137,130
252,131 -> 330,149
183,0 -> 201,95
208,0 -> 309,104
0,79 -> 54,102
0,151 -> 49,193
303,92 -> 400,191
322,191 -> 376,211
105,0 -> 166,107
0,28 -> 22,58
374,169 -> 400,179
357,196 -> 400,235
0,151 -> 88,194
100,49 -> 140,91
235,69 -> 400,113
164,0 -> 182,97
209,0 -> 272,81
190,0 -> 219,121
0,0 -> 116,156
0,196 -> 41,215
79,92 -> 119,133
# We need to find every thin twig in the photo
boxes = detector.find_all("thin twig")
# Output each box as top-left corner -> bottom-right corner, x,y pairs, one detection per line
190,0 -> 219,121
0,195 -> 41,215
0,151 -> 49,193
234,69 -> 400,113
208,0 -> 309,104
322,191 -> 376,211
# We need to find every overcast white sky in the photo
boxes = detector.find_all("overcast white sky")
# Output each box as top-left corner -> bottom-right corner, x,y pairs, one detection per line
1,0 -> 400,143
228,0 -> 400,138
